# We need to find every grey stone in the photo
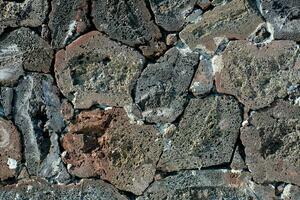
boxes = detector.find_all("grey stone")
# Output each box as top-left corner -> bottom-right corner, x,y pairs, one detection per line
135,47 -> 198,123
281,184 -> 300,200
158,95 -> 241,172
0,87 -> 13,118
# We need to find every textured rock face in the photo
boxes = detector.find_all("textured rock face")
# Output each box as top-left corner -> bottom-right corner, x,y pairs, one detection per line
0,0 -> 48,33
215,40 -> 300,110
0,118 -> 22,181
0,87 -> 13,118
260,0 -> 300,41
158,95 -> 241,172
138,170 -> 276,200
241,100 -> 300,185
135,47 -> 198,123
62,108 -> 163,195
55,31 -> 144,109
49,0 -> 90,49
179,0 -> 264,53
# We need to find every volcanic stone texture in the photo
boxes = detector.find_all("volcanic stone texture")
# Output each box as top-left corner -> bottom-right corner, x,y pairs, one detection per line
241,100 -> 300,185
91,0 -> 166,57
0,0 -> 48,34
55,31 -> 144,109
62,108 -> 163,195
49,0 -> 90,49
138,170 -> 276,199
135,47 -> 198,123
0,87 -> 13,118
0,179 -> 127,200
158,95 -> 242,172
0,118 -> 22,181
215,40 -> 300,110
14,73 -> 70,183
260,0 -> 300,41
179,0 -> 264,53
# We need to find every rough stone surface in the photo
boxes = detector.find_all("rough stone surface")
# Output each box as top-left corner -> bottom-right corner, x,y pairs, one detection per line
62,108 -> 163,195
259,0 -> 300,41
241,100 -> 300,185
0,87 -> 13,118
215,40 -> 300,110
49,0 -> 90,49
0,118 -> 22,181
158,95 -> 241,172
179,0 -> 264,53
135,47 -> 198,123
55,31 -> 145,109
138,170 -> 276,200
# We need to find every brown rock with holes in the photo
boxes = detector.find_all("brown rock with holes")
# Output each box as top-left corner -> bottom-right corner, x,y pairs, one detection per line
241,100 -> 300,185
0,118 -> 22,181
62,108 -> 163,195
54,31 -> 144,109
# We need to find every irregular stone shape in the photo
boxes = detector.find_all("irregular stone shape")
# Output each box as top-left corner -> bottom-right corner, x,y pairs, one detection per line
281,184 -> 300,200
0,28 -> 53,75
55,31 -> 144,109
91,0 -> 165,57
241,100 -> 300,185
137,170 -> 276,200
158,95 -> 241,172
230,145 -> 247,170
0,0 -> 48,32
49,0 -> 90,49
0,179 -> 127,200
0,87 -> 13,118
149,0 -> 196,31
215,40 -> 300,110
134,47 -> 198,123
14,73 -> 69,183
179,0 -> 264,53
62,108 -> 163,195
0,118 -> 22,181
259,0 -> 300,41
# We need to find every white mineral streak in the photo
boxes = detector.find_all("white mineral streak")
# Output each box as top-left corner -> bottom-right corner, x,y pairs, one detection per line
63,20 -> 77,45
7,158 -> 18,169
212,55 -> 224,75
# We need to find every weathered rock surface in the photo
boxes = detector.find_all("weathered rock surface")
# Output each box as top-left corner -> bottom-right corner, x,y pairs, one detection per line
55,31 -> 144,109
91,0 -> 165,57
0,118 -> 22,181
135,47 -> 198,123
179,0 -> 264,53
259,0 -> 300,41
0,0 -> 48,33
14,73 -> 69,183
281,184 -> 300,200
62,108 -> 163,195
0,179 -> 127,200
158,95 -> 241,172
0,87 -> 13,118
241,100 -> 300,185
215,40 -> 300,110
49,0 -> 90,49
137,170 -> 276,200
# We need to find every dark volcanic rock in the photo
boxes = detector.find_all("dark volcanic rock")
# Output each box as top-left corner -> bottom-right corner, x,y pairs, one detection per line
135,47 -> 198,123
158,95 -> 241,172
0,118 -> 22,181
49,0 -> 90,49
55,31 -> 144,109
241,100 -> 300,185
259,0 -> 300,41
62,108 -> 163,195
215,40 -> 300,110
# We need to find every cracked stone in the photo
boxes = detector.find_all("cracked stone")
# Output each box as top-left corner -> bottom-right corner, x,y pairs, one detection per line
215,40 -> 300,110
241,100 -> 300,185
157,95 -> 241,172
281,184 -> 300,199
62,108 -> 163,195
0,118 -> 22,181
0,0 -> 48,33
137,170 -> 276,200
0,178 -> 127,200
259,0 -> 300,41
134,47 -> 198,123
55,31 -> 145,109
230,145 -> 247,171
179,0 -> 264,53
49,0 -> 90,49
91,0 -> 165,57
14,73 -> 69,183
